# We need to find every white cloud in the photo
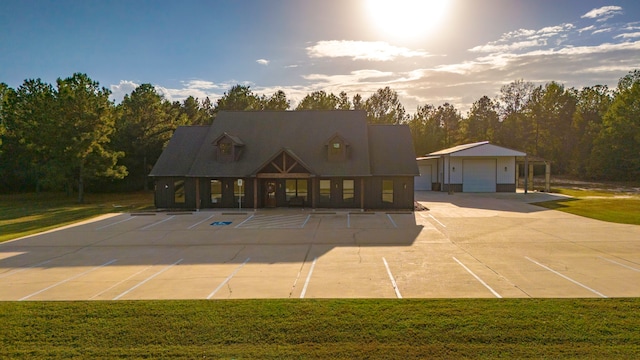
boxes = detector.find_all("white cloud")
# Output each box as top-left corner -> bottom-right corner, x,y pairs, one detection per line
469,39 -> 547,53
615,32 -> 640,39
593,28 -> 613,35
578,25 -> 595,33
256,59 -> 270,66
470,24 -> 575,53
303,69 -> 394,86
581,6 -> 623,22
183,79 -> 220,90
109,80 -> 139,103
306,40 -> 430,61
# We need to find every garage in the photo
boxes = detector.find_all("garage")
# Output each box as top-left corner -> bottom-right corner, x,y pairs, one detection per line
416,165 -> 432,191
418,141 -> 526,193
463,159 -> 496,192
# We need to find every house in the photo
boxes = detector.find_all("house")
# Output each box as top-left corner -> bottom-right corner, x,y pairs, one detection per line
149,110 -> 419,210
416,141 -> 526,192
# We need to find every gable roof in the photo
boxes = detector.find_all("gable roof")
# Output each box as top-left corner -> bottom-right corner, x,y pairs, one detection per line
369,125 -> 419,176
148,126 -> 209,177
427,141 -> 526,157
150,110 -> 419,178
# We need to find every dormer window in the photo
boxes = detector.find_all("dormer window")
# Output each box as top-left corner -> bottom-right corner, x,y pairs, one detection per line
213,133 -> 244,162
324,133 -> 349,162
219,142 -> 232,156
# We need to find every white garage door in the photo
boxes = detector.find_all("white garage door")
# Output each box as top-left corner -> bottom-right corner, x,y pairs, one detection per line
416,165 -> 432,191
463,159 -> 496,192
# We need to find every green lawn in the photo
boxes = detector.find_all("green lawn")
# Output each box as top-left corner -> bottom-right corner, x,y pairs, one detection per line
1,299 -> 638,359
0,192 -> 154,243
535,188 -> 640,225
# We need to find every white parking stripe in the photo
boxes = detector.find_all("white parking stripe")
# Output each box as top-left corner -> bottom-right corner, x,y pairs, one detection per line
598,257 -> 640,272
383,257 -> 402,298
19,259 -> 118,301
207,257 -> 250,299
525,256 -> 607,298
300,214 -> 311,228
429,214 -> 446,227
300,257 -> 317,299
235,214 -> 309,229
0,259 -> 53,279
141,215 -> 175,230
453,257 -> 502,298
234,214 -> 255,228
113,259 -> 183,300
386,214 -> 398,228
96,216 -> 134,230
89,265 -> 154,300
187,214 -> 216,229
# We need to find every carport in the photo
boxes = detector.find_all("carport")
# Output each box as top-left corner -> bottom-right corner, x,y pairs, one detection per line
517,155 -> 551,193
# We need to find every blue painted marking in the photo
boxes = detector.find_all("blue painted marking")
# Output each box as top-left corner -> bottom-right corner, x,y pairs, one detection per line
211,221 -> 232,226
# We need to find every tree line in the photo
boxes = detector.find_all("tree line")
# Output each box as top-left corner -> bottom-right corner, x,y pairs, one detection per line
1,70 -> 638,200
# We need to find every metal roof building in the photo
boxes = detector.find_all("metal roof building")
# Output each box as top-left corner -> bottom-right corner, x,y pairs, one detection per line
150,110 -> 419,209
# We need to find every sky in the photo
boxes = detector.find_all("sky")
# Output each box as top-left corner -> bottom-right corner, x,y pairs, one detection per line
2,0 -> 640,114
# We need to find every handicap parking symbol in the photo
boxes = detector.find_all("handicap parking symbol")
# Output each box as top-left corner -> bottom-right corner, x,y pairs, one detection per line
211,221 -> 232,226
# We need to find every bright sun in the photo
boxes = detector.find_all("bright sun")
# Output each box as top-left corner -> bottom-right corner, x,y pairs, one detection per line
366,0 -> 450,41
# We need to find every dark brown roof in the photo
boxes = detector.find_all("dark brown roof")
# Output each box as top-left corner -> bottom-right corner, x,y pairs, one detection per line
150,110 -> 418,178
148,126 -> 209,177
368,125 -> 419,176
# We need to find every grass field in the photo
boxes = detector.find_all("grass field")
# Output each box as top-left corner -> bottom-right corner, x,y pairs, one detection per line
534,188 -> 640,225
0,192 -> 154,243
1,299 -> 639,359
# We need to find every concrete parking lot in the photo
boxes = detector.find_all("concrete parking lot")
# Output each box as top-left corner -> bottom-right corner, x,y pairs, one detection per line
1,191 -> 639,300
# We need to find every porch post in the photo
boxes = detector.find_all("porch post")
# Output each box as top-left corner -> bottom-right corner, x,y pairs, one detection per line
447,154 -> 452,194
545,161 -> 551,193
312,177 -> 317,209
529,163 -> 534,192
524,156 -> 529,194
253,178 -> 258,210
360,178 -> 365,210
195,178 -> 200,211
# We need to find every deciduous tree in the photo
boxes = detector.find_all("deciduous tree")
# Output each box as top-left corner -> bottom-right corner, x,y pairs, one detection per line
214,85 -> 263,113
572,85 -> 612,177
461,96 -> 499,143
591,71 -> 640,180
364,87 -> 407,124
295,90 -> 340,110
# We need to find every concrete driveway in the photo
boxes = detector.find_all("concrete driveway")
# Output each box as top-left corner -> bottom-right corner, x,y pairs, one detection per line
1,191 -> 638,300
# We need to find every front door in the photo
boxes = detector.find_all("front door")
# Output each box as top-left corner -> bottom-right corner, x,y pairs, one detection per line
265,181 -> 277,208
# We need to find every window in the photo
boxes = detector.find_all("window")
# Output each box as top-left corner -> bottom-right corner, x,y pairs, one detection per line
382,180 -> 394,204
320,180 -> 331,203
174,180 -> 185,204
330,142 -> 342,155
210,180 -> 222,204
219,142 -> 232,156
285,179 -> 308,202
326,135 -> 347,162
343,179 -> 354,202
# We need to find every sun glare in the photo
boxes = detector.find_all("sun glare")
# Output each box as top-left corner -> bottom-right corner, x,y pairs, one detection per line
366,0 -> 450,42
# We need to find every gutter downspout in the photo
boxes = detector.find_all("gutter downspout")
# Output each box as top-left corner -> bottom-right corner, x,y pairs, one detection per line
524,156 -> 528,194
447,154 -> 453,195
